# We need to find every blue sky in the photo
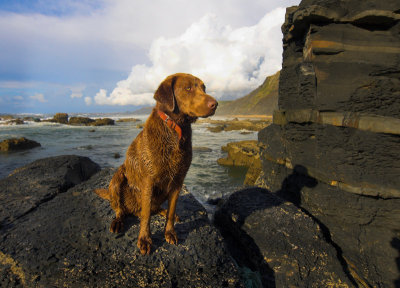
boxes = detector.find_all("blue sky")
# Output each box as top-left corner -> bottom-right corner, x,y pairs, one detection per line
0,0 -> 300,114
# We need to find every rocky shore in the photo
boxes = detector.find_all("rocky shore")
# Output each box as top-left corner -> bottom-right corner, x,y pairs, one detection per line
0,156 -> 243,287
0,155 -> 364,288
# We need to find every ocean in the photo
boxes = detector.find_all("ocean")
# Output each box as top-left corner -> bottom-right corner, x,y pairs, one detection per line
0,113 -> 257,210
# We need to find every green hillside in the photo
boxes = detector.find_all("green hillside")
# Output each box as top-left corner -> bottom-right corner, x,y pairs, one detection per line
216,71 -> 280,116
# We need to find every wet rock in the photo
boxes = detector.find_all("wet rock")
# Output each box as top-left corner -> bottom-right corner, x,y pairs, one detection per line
5,119 -> 24,125
68,116 -> 95,125
0,137 -> 40,152
68,117 -> 114,126
214,188 -> 353,288
0,158 -> 243,287
91,118 -> 115,126
22,116 -> 41,122
51,113 -> 69,124
217,140 -> 261,186
116,118 -> 141,123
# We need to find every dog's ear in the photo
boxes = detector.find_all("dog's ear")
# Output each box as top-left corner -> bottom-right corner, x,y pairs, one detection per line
154,75 -> 177,112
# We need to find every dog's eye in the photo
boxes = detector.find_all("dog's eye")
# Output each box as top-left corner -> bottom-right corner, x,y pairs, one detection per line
186,87 -> 191,91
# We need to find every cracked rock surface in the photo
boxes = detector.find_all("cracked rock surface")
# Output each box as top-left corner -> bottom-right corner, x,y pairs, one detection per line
0,156 -> 243,287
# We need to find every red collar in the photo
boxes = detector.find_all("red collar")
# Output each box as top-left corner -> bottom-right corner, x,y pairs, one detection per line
157,110 -> 182,140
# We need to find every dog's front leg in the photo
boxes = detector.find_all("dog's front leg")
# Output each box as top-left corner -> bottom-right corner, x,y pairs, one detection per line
138,182 -> 152,255
165,188 -> 180,245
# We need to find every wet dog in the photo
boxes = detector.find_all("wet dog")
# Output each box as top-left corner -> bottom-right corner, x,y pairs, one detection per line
95,73 -> 218,254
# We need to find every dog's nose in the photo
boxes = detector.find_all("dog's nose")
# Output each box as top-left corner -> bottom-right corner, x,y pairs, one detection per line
208,99 -> 218,110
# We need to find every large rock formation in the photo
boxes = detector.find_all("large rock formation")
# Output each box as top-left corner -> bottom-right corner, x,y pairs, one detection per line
258,0 -> 400,287
0,156 -> 243,287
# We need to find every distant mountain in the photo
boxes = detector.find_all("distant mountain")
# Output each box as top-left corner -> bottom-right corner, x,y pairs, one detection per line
132,106 -> 153,115
216,71 -> 279,116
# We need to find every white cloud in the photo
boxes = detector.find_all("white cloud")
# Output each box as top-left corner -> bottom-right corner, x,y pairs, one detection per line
84,96 -> 92,105
95,8 -> 286,106
30,93 -> 47,103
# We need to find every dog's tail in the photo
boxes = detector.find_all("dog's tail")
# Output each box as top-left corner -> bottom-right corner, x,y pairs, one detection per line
94,188 -> 112,201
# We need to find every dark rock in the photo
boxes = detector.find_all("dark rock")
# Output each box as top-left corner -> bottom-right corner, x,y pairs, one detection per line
0,137 -> 40,152
23,117 -> 41,122
68,116 -> 95,125
5,119 -> 24,125
258,0 -> 400,286
214,188 -> 353,288
52,113 -> 69,124
114,153 -> 121,159
0,163 -> 243,287
91,118 -> 115,126
0,155 -> 100,229
68,117 -> 114,126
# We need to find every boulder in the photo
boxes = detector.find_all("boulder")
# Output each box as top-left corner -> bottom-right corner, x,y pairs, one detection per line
68,117 -> 115,126
214,188 -> 353,288
90,118 -> 115,126
52,113 -> 69,124
0,157 -> 243,287
22,117 -> 41,122
5,119 -> 24,125
68,116 -> 95,125
0,137 -> 40,152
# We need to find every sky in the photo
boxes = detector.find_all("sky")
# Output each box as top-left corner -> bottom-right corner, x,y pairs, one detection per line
0,0 -> 301,114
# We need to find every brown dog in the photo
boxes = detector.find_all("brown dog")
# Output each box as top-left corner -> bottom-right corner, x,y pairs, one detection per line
95,73 -> 217,255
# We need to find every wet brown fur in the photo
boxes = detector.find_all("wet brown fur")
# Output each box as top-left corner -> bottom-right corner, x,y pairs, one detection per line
95,73 -> 217,255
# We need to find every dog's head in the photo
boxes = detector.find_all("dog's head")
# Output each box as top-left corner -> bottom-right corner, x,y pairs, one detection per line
154,73 -> 218,118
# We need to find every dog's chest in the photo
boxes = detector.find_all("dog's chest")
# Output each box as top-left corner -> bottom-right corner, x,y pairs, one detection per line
159,140 -> 192,178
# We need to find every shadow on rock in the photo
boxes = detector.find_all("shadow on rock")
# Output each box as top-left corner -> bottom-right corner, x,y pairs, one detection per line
276,165 -> 318,205
214,165 -> 354,287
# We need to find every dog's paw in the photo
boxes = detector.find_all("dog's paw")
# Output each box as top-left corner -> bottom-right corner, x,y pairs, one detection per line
165,229 -> 178,245
137,235 -> 152,255
110,218 -> 124,233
